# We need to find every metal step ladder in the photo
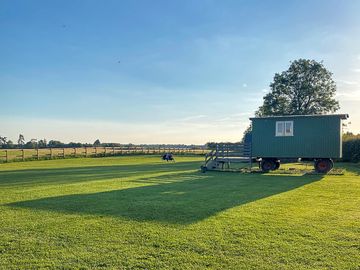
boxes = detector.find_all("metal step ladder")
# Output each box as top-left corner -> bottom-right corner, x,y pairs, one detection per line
201,143 -> 252,172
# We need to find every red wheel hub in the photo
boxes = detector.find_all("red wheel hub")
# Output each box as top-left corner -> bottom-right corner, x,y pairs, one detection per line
318,161 -> 327,170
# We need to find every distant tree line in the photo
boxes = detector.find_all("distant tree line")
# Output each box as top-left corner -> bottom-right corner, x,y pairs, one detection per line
0,135 -> 116,149
0,134 -> 206,150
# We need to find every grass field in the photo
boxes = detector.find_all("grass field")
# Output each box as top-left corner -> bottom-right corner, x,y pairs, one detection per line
0,156 -> 359,269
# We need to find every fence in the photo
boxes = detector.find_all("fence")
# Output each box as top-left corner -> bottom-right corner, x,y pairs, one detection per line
0,146 -> 208,163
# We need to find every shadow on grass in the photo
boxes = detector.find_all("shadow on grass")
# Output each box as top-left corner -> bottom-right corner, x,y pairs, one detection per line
339,162 -> 360,175
8,170 -> 323,224
0,161 -> 200,187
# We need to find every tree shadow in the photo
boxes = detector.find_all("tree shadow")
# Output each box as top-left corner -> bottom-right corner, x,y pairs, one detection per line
7,171 -> 323,224
0,161 -> 199,187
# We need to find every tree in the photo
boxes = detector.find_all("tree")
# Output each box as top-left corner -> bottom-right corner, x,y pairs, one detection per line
205,142 -> 217,149
93,139 -> 101,146
48,140 -> 64,148
18,134 -> 25,147
25,139 -> 38,149
68,142 -> 83,148
0,136 -> 7,145
256,59 -> 340,116
0,136 -> 7,149
38,139 -> 47,148
240,125 -> 252,144
6,140 -> 14,149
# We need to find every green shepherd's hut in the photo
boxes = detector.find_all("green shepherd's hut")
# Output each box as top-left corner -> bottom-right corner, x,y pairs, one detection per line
250,114 -> 349,172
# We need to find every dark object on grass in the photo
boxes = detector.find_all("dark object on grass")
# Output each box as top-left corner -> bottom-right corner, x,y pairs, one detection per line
162,153 -> 175,162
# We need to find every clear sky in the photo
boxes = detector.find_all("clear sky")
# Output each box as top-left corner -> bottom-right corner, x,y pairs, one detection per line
1,0 -> 359,144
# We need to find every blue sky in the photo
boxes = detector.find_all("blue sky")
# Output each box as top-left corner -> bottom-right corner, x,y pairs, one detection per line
1,0 -> 360,144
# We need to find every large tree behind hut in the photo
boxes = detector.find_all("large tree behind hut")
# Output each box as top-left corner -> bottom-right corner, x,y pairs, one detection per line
256,59 -> 339,116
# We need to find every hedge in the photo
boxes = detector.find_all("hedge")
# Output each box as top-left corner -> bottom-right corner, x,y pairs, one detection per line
342,138 -> 360,162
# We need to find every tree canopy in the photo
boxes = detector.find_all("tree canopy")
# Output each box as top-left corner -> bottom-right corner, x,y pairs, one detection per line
256,59 -> 340,116
93,139 -> 101,146
17,134 -> 25,146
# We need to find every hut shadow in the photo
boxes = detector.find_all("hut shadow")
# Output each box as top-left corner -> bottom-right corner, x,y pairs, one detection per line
7,171 -> 323,224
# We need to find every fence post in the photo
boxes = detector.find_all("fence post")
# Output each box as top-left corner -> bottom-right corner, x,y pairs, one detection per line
50,148 -> 53,159
85,147 -> 88,157
37,148 -> 39,160
74,148 -> 76,157
5,150 -> 8,162
63,148 -> 65,158
22,149 -> 25,161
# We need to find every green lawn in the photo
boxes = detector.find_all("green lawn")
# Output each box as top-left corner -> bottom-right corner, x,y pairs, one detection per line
0,156 -> 359,269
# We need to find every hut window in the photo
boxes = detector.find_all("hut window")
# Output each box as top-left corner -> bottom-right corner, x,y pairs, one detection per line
276,121 -> 294,136
276,122 -> 284,136
285,121 -> 294,136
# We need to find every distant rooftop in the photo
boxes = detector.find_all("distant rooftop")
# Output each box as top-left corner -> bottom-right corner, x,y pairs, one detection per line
250,114 -> 349,120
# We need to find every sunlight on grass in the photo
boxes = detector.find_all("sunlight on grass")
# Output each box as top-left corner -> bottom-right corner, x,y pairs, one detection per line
0,156 -> 359,269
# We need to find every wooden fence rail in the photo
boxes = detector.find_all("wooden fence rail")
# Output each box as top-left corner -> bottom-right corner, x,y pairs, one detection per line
0,146 -> 208,163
